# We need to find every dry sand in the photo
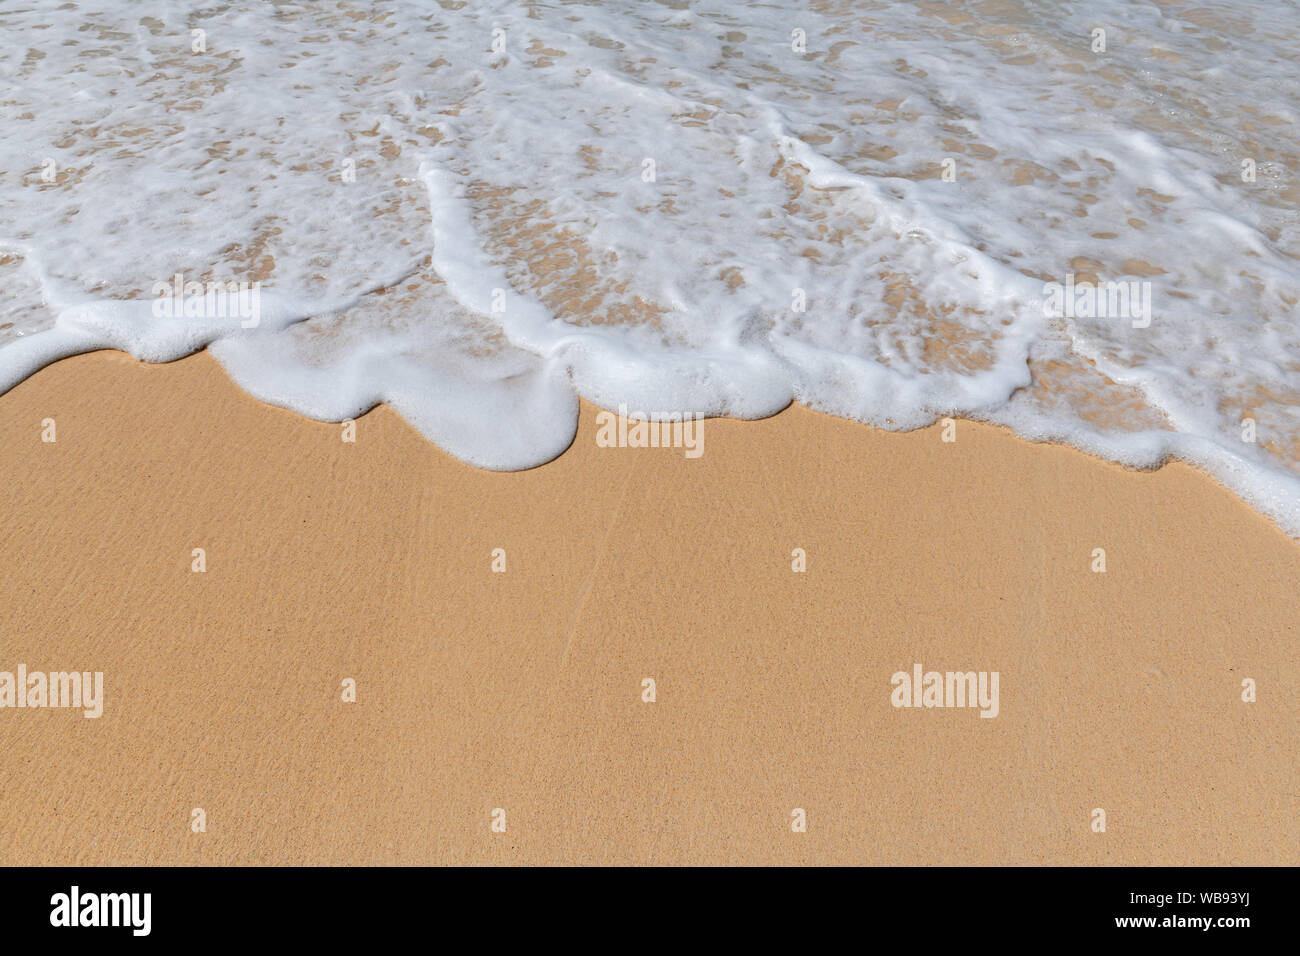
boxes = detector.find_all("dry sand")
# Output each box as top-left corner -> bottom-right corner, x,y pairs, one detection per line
0,349 -> 1295,865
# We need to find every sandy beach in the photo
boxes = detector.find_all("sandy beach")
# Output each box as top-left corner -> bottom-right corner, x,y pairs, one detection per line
0,348 -> 1294,866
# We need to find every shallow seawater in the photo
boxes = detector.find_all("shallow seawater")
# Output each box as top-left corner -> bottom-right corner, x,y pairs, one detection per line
1,0 -> 1298,533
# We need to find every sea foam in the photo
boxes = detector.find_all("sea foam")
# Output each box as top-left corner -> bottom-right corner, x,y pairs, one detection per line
1,0 -> 1298,534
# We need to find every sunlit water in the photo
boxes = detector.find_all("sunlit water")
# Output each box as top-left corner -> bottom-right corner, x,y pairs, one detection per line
2,0 -> 1298,534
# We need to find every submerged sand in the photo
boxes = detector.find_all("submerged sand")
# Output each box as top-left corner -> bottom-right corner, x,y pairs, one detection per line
0,349 -> 1295,865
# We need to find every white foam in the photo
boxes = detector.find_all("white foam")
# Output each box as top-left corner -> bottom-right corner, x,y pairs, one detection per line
1,0 -> 1298,533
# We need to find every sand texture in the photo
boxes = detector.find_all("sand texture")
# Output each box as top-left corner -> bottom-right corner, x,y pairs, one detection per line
0,350 -> 1295,865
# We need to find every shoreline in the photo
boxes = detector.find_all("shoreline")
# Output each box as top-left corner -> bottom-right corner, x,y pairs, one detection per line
0,349 -> 1295,865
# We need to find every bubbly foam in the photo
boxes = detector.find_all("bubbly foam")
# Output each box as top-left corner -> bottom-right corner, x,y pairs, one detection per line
2,1 -> 1298,532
